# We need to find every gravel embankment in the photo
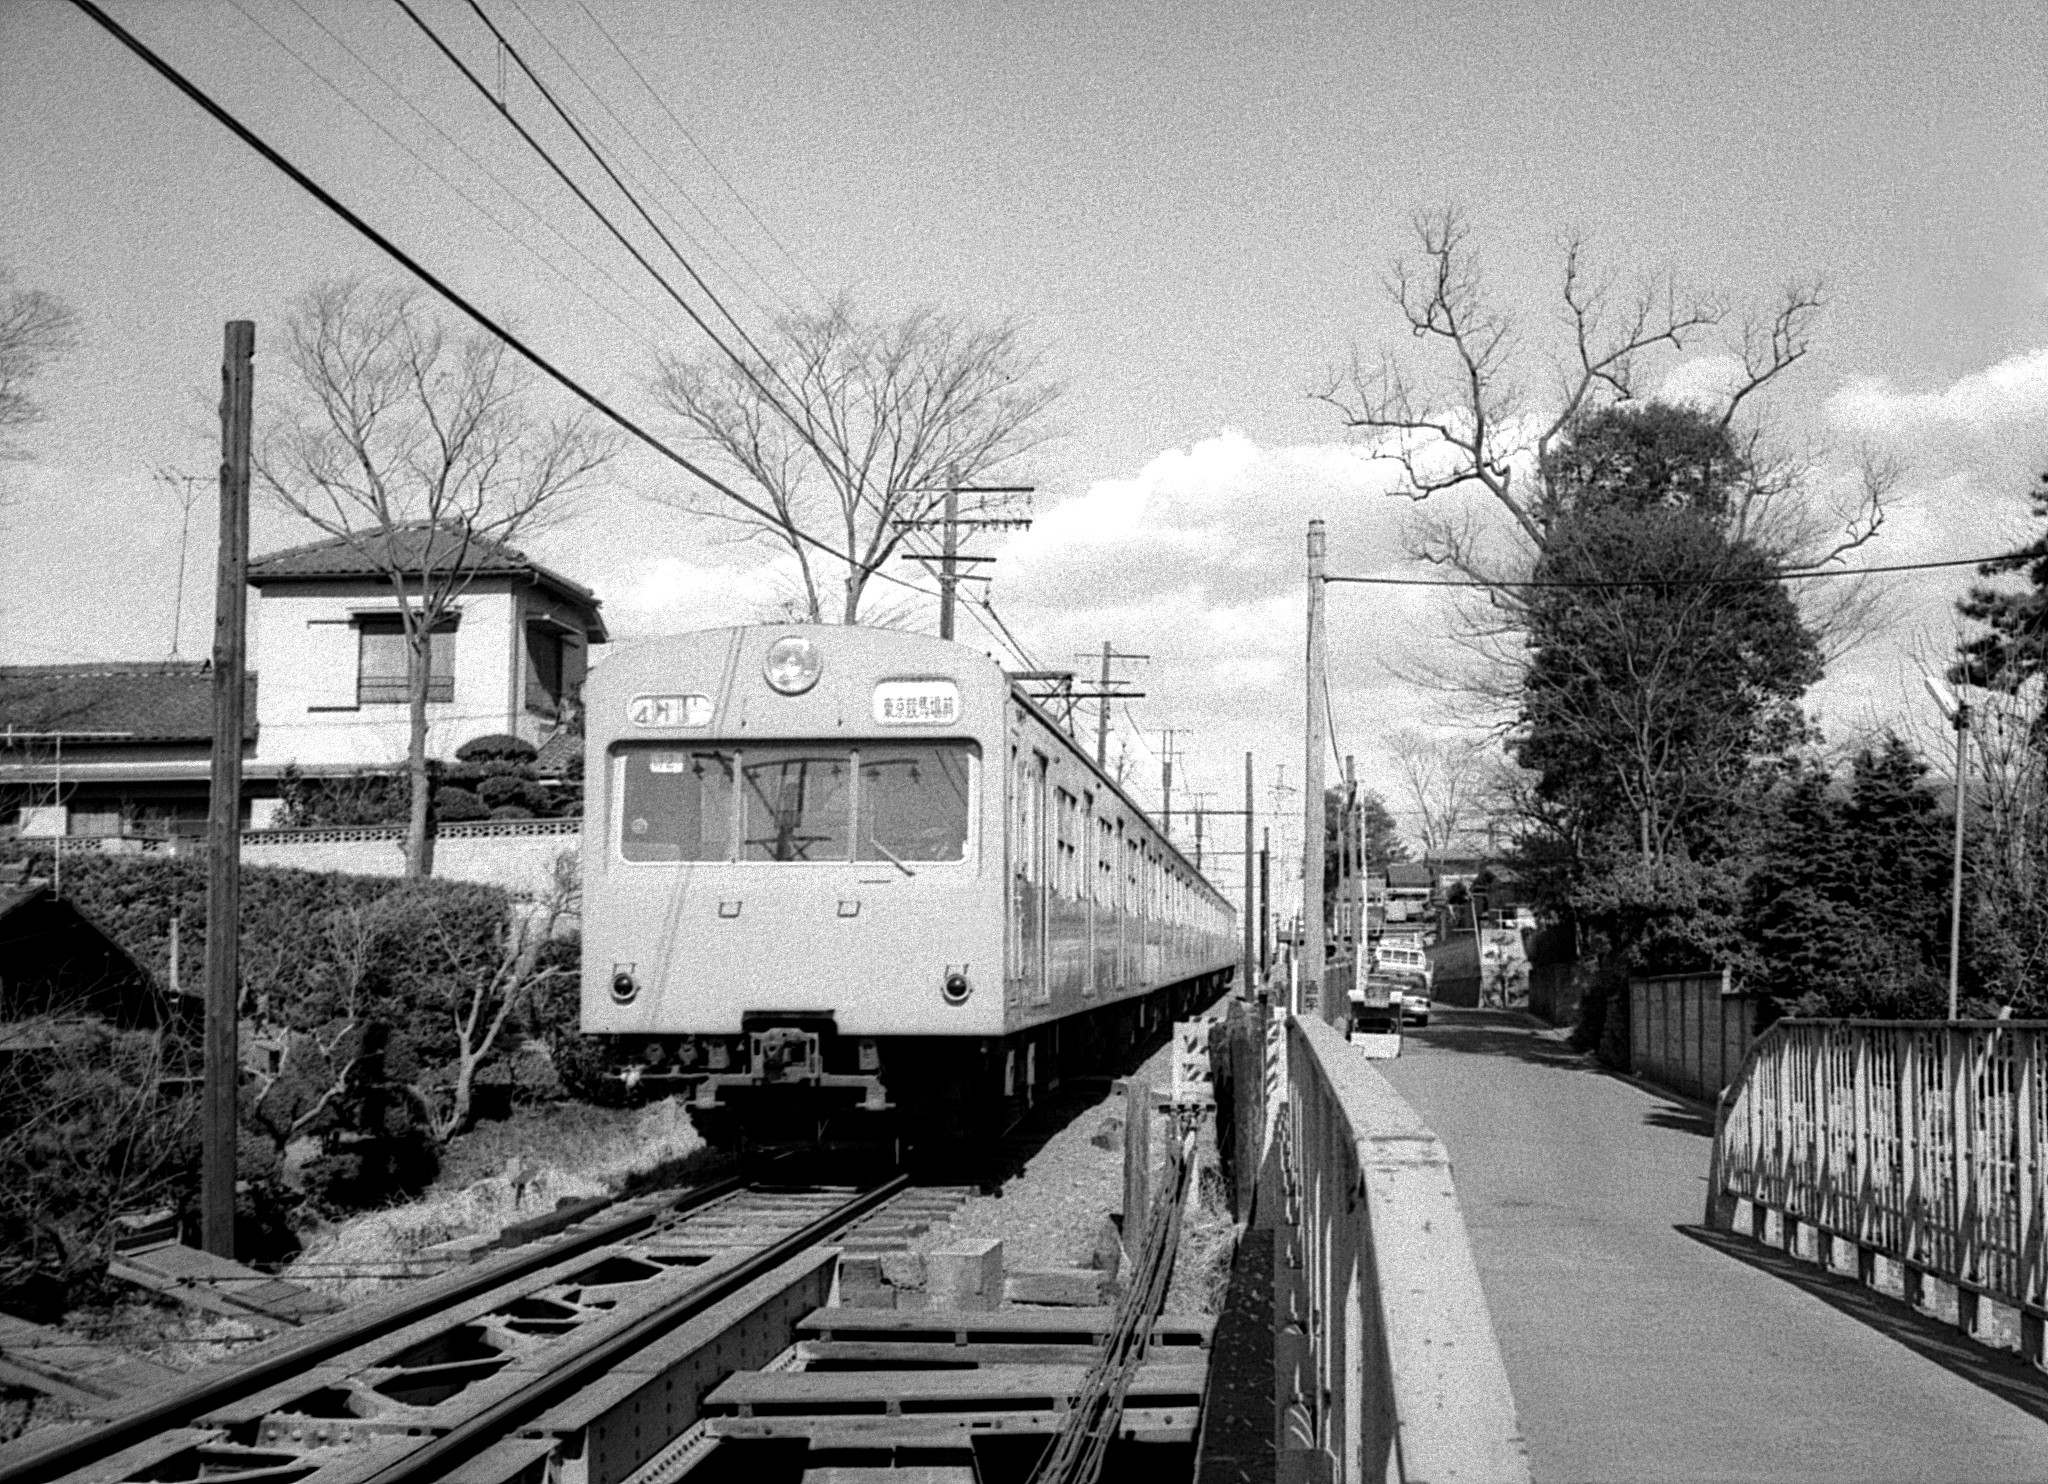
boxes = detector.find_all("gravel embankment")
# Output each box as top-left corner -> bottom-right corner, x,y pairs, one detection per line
909,1035 -> 1238,1314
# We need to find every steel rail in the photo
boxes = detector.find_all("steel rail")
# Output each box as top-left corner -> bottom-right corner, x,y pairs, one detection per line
357,1173 -> 911,1484
0,1175 -> 745,1484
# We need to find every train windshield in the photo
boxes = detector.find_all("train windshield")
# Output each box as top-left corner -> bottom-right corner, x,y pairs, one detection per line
858,745 -> 973,863
619,749 -> 735,862
616,742 -> 976,864
740,748 -> 853,861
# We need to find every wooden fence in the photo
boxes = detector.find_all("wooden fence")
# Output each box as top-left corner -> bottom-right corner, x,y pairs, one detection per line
1708,1019 -> 2048,1361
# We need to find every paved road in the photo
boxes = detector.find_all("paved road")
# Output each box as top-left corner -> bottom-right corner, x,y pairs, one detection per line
1373,1008 -> 2048,1484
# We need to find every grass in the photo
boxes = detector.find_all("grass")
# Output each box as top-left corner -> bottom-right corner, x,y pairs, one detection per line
286,1096 -> 723,1301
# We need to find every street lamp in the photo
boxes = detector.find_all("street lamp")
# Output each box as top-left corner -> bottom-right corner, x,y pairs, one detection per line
1924,676 -> 1972,1020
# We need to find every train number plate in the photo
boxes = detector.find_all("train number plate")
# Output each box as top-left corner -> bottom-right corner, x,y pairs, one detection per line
628,693 -> 713,727
872,680 -> 960,724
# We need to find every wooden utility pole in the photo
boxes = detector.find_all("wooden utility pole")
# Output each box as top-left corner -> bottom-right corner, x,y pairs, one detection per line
1303,519 -> 1327,1020
1243,751 -> 1255,997
203,320 -> 252,1259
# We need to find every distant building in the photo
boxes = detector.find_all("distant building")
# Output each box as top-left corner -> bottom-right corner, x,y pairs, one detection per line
0,526 -> 604,838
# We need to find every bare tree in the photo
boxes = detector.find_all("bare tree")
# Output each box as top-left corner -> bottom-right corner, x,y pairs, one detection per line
1318,208 -> 1891,711
652,298 -> 1058,624
256,279 -> 617,876
1391,727 -> 1507,860
398,851 -> 580,1143
0,267 -> 79,464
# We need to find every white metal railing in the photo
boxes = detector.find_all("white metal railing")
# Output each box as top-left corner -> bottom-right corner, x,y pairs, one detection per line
1708,1018 -> 2048,1344
1278,1013 -> 1529,1482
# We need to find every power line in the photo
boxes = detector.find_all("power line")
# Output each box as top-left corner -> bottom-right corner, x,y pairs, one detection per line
396,0 -> 808,433
1323,550 -> 2038,591
564,0 -> 830,308
421,0 -> 870,540
227,0 -> 669,352
500,0 -> 799,324
63,0 -> 940,607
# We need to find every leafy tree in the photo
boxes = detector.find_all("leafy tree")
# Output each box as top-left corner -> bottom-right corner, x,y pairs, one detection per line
1322,785 -> 1405,929
1502,405 -> 1825,1051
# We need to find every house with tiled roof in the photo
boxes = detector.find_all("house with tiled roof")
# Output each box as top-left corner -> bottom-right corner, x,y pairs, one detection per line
0,527 -> 604,838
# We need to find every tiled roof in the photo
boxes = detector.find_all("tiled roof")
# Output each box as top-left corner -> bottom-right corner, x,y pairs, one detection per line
533,728 -> 583,775
0,662 -> 256,744
249,524 -> 601,613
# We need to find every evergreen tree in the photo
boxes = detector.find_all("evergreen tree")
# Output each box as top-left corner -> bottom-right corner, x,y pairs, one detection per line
1953,470 -> 2048,692
1747,736 -> 1951,1016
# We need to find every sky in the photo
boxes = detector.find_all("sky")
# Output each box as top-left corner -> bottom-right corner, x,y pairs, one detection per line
3,0 -> 2046,913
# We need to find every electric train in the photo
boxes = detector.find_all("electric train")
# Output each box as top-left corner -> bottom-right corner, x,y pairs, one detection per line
579,624 -> 1237,1147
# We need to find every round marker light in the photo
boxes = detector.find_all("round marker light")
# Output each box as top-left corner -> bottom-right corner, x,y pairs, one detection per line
942,971 -> 971,1005
764,635 -> 822,695
610,969 -> 639,1004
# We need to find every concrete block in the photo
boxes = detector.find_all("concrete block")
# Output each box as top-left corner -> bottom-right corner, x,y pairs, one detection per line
837,1254 -> 885,1295
880,1250 -> 926,1290
417,1234 -> 496,1264
841,1286 -> 897,1309
927,1238 -> 1003,1311
1005,1268 -> 1109,1306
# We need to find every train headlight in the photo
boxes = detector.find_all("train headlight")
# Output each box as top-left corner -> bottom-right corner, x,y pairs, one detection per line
610,967 -> 640,1004
942,969 -> 971,1005
764,635 -> 822,695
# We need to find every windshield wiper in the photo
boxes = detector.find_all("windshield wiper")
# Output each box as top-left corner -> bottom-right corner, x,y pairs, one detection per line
866,838 -> 917,878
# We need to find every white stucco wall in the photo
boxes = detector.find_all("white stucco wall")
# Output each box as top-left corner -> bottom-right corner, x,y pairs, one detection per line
251,580 -> 521,770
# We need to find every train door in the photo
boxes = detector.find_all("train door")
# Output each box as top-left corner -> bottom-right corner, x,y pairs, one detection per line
1010,748 -> 1048,1007
1082,793 -> 1097,998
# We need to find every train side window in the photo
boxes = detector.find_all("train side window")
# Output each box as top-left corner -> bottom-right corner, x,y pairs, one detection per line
740,747 -> 853,862
618,748 -> 735,861
857,743 -> 976,863
1097,817 -> 1114,905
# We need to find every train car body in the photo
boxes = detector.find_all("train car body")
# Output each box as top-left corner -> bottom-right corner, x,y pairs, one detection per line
580,624 -> 1235,1144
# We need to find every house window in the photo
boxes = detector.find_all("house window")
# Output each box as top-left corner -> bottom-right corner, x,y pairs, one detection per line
526,625 -> 569,717
357,616 -> 454,705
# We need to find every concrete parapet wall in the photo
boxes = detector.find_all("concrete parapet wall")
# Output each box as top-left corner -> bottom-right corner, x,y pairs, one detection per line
1282,1013 -> 1529,1482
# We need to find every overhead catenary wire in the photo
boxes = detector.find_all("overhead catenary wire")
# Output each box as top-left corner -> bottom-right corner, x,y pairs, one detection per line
62,0 -> 942,611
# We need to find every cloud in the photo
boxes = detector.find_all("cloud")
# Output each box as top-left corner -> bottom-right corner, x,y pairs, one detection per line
1829,347 -> 2048,437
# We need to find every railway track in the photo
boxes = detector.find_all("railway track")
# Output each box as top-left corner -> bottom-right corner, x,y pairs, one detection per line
0,1175 -> 1213,1484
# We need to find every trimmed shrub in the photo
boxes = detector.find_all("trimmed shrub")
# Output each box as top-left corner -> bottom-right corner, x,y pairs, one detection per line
434,785 -> 489,822
455,734 -> 538,764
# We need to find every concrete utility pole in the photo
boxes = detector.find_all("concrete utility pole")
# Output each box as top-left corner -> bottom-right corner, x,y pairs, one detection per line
1302,519 -> 1327,1019
1260,827 -> 1271,976
1243,752 -> 1256,996
1158,728 -> 1183,843
938,487 -> 959,640
203,320 -> 253,1259
893,486 -> 1032,642
1089,642 -> 1149,768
